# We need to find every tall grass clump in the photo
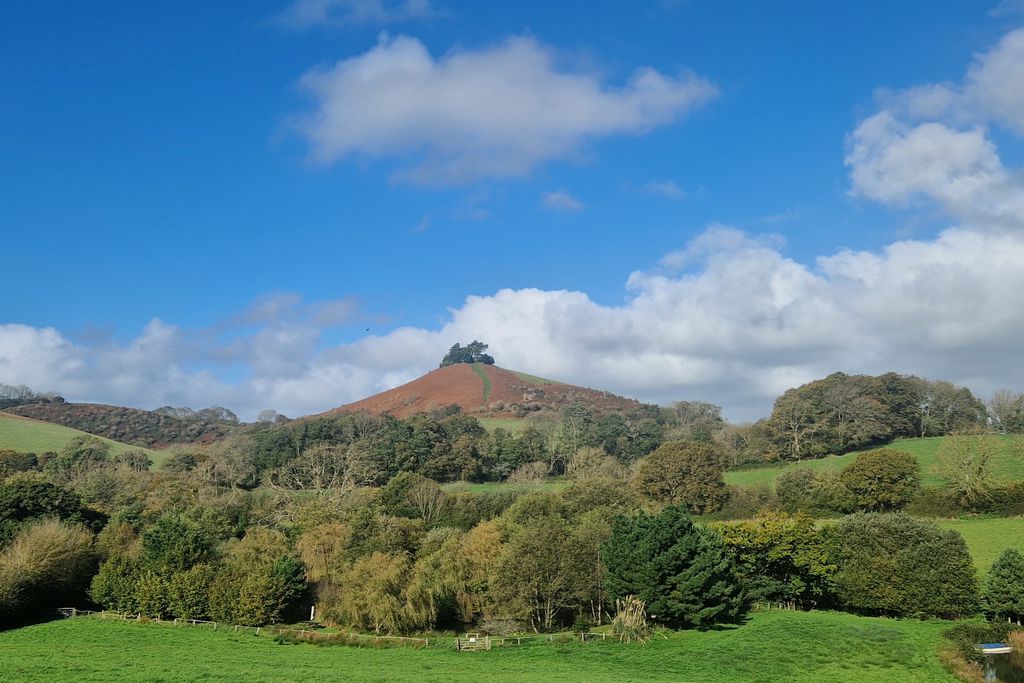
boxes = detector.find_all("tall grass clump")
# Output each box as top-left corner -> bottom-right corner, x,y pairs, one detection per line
611,595 -> 650,643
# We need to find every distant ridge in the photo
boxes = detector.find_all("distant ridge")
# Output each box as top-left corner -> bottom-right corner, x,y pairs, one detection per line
325,363 -> 643,419
3,402 -> 230,448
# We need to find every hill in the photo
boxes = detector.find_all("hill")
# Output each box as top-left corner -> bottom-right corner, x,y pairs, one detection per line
0,412 -> 160,461
725,435 -> 1023,489
327,363 -> 643,420
3,402 -> 230,448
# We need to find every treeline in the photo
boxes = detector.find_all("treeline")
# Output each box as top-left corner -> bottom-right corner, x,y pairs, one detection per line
161,403 -> 674,490
5,402 -> 232,448
2,433 -> 1022,633
3,469 -> 1018,633
0,383 -> 63,409
754,372 -> 989,461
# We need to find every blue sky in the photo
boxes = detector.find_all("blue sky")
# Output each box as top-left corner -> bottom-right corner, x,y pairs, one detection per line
3,1 -> 1024,420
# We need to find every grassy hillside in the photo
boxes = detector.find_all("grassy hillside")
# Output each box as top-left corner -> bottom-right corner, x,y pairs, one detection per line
935,516 -> 1024,573
476,417 -> 533,434
4,402 -> 229,448
0,611 -> 957,682
0,413 -> 161,463
726,435 -> 1023,489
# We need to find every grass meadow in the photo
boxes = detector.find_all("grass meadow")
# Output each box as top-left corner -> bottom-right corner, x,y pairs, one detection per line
934,516 -> 1024,573
725,435 -> 1023,489
0,610 -> 957,683
0,412 -> 161,463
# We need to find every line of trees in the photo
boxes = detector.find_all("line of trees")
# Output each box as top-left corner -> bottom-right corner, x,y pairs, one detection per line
757,372 -> 988,461
3,472 -> 1012,631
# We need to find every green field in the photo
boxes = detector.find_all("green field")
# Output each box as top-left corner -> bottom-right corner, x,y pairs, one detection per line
934,516 -> 1024,573
805,516 -> 1024,573
0,412 -> 162,463
726,436 -> 1023,489
475,417 -> 532,434
0,610 -> 957,682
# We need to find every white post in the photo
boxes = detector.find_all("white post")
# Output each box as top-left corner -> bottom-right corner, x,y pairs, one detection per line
310,605 -> 315,622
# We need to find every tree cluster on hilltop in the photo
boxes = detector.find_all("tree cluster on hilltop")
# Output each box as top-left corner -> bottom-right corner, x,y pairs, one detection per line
439,340 -> 495,367
0,383 -> 63,409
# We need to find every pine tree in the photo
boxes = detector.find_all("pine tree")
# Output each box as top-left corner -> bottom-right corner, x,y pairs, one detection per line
984,548 -> 1024,623
602,505 -> 746,628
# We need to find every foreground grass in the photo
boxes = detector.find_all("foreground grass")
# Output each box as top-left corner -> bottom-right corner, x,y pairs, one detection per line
0,611 -> 957,682
0,412 -> 162,463
726,435 -> 1022,489
935,516 -> 1024,573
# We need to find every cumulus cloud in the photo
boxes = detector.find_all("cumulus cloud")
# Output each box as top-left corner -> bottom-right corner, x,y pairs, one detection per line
542,190 -> 584,213
277,0 -> 435,29
292,34 -> 718,184
6,219 -> 1024,422
846,27 -> 1024,229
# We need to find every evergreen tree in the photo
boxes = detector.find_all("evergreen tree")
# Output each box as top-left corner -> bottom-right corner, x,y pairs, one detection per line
984,548 -> 1024,623
602,505 -> 746,628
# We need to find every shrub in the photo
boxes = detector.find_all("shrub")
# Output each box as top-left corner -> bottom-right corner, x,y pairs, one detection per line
0,479 -> 106,543
827,513 -> 980,618
712,484 -> 778,520
839,449 -> 920,512
136,571 -> 171,617
633,441 -> 728,514
0,519 -> 96,624
717,510 -> 835,608
168,563 -> 216,620
90,556 -> 142,613
776,469 -> 817,511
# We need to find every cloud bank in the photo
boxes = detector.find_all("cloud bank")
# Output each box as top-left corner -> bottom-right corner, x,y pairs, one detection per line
292,34 -> 718,184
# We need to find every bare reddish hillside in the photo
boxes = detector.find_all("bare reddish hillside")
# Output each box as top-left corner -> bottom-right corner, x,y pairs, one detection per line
327,364 -> 643,419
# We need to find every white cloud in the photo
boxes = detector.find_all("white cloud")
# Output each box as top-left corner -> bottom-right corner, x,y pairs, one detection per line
846,27 -> 1024,230
277,0 -> 435,29
5,222 -> 1024,421
542,190 -> 584,213
965,27 -> 1024,133
642,179 -> 686,199
292,34 -> 718,184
